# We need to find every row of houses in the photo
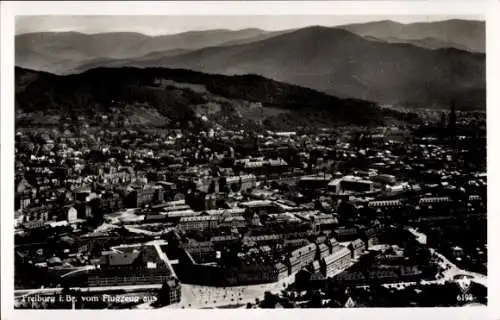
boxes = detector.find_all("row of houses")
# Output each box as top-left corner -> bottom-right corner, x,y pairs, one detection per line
359,194 -> 480,211
178,214 -> 247,231
18,204 -> 85,229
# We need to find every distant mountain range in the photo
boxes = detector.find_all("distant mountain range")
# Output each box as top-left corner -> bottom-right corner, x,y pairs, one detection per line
15,28 -> 281,74
339,19 -> 485,53
15,19 -> 485,110
16,67 -> 411,130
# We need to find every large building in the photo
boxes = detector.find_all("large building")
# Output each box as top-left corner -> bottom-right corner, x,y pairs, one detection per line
99,193 -> 124,214
182,241 -> 216,263
240,200 -> 278,216
312,214 -> 338,232
128,188 -> 156,208
321,246 -> 351,277
211,235 -> 240,246
328,176 -> 374,194
333,227 -> 359,242
226,263 -> 280,285
367,200 -> 402,209
298,174 -> 333,190
243,234 -> 282,246
221,174 -> 257,192
288,243 -> 316,273
418,197 -> 452,207
87,245 -> 173,287
372,174 -> 397,185
178,215 -> 219,231
178,246 -> 287,286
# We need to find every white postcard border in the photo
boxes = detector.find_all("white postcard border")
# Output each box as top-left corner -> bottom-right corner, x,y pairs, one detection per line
2,1 -> 499,320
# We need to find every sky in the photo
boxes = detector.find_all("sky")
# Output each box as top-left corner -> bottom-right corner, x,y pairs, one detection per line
15,15 -> 484,36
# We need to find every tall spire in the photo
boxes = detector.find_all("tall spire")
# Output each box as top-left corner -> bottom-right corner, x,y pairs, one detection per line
440,112 -> 447,128
448,100 -> 457,138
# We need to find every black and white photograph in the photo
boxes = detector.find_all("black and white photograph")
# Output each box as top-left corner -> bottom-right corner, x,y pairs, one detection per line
1,0 -> 497,317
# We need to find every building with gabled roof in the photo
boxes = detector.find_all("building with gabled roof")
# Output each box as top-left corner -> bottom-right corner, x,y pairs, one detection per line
321,246 -> 351,278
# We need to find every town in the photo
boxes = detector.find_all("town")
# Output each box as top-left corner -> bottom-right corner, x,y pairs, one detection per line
14,105 -> 487,309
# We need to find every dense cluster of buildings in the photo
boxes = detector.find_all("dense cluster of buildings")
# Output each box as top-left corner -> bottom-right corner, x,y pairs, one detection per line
14,108 -> 486,308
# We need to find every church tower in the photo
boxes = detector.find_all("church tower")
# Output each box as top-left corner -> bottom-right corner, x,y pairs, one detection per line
448,101 -> 457,139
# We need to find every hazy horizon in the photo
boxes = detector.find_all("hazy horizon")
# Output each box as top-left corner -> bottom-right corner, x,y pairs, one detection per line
15,15 -> 484,36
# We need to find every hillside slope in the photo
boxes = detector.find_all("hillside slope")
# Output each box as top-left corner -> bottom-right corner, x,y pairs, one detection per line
16,67 -> 402,130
